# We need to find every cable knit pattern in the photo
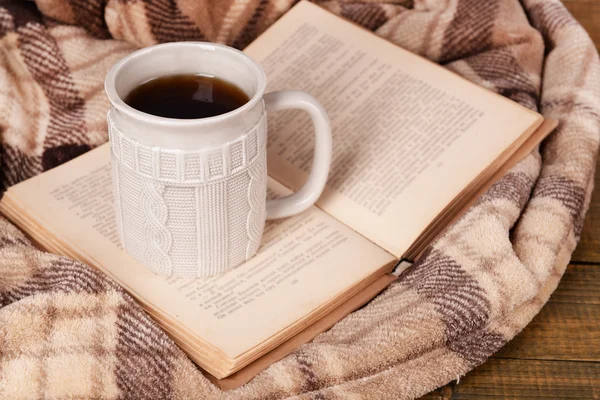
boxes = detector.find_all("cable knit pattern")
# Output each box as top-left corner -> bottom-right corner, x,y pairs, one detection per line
246,154 -> 267,259
141,180 -> 173,275
108,112 -> 268,276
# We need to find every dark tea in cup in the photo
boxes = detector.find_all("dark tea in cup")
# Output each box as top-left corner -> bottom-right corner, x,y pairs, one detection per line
124,74 -> 250,119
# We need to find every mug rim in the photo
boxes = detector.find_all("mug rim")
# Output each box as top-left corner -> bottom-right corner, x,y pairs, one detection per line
104,41 -> 267,127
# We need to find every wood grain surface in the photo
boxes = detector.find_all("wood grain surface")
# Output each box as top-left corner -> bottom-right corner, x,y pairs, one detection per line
564,0 -> 600,53
572,160 -> 600,263
494,264 -> 600,362
422,3 -> 600,398
425,359 -> 600,399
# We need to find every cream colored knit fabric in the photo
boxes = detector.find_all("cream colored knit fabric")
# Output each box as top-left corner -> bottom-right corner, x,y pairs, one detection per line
108,113 -> 268,276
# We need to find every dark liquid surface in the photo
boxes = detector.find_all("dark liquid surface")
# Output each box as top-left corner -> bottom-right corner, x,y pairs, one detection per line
124,74 -> 250,119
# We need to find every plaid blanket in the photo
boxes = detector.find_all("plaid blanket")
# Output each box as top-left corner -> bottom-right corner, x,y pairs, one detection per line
1,0 -> 599,399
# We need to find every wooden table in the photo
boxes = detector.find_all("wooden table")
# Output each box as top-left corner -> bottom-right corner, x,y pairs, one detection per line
422,3 -> 600,397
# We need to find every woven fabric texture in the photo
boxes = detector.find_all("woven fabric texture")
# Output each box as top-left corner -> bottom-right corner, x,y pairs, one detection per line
0,0 -> 599,399
109,113 -> 268,276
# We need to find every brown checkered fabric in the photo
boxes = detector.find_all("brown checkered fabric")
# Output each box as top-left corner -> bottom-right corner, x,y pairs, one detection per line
1,0 -> 599,398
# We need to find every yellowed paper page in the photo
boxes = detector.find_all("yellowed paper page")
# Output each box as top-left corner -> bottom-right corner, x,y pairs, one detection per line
244,1 -> 542,256
6,144 -> 394,358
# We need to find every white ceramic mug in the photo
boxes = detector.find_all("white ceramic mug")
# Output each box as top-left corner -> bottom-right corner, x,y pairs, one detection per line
104,42 -> 331,277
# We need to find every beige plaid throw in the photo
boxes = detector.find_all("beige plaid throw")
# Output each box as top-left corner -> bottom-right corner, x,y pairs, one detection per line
1,0 -> 599,398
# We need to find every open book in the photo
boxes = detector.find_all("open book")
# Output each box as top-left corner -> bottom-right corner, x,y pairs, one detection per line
0,1 -> 556,390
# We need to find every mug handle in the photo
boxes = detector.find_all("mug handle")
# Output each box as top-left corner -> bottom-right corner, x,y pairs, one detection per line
263,90 -> 332,220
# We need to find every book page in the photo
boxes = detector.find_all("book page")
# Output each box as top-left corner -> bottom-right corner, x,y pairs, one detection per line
6,144 -> 394,358
244,1 -> 542,256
